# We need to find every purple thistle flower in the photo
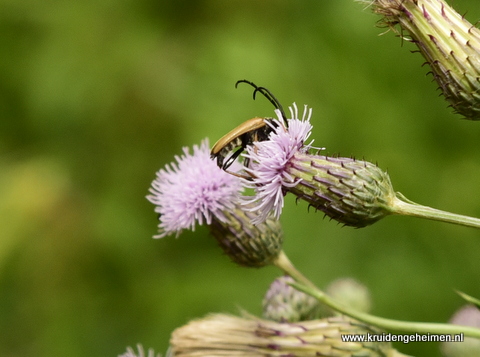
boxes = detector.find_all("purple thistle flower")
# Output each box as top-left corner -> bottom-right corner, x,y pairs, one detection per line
243,103 -> 397,228
244,103 -> 316,223
238,100 -> 480,230
147,139 -> 242,238
147,139 -> 283,267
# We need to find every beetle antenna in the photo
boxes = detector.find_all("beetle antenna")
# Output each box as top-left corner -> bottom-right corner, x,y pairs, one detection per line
235,79 -> 287,122
254,86 -> 287,122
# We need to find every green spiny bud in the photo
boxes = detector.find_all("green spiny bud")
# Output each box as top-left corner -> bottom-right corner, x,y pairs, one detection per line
287,153 -> 396,228
209,204 -> 283,268
365,0 -> 480,120
262,275 -> 321,322
170,313 -> 407,357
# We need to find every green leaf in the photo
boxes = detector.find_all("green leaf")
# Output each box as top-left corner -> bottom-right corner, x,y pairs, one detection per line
456,290 -> 480,308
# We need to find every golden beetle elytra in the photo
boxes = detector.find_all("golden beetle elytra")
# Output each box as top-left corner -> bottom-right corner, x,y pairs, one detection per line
210,116 -> 275,170
210,80 -> 286,170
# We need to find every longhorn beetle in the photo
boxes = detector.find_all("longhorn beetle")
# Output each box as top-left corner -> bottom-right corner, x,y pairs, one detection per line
210,80 -> 287,171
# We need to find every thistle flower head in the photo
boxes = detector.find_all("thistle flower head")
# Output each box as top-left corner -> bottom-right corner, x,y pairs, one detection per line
365,0 -> 480,120
147,139 -> 242,238
243,103 -> 316,223
147,139 -> 283,267
262,275 -> 321,322
243,103 -> 396,227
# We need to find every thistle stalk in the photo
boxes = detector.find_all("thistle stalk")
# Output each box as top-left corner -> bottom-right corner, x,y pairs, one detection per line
390,192 -> 480,229
294,281 -> 480,339
274,250 -> 480,339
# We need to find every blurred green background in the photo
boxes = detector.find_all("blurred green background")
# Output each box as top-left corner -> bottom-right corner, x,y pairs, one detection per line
1,0 -> 479,356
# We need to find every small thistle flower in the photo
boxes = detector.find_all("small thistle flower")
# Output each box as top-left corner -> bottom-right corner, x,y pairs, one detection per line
119,344 -> 160,357
147,139 -> 242,238
364,0 -> 480,120
169,313 -> 406,357
262,275 -> 321,322
441,305 -> 480,357
244,104 -> 396,227
147,139 -> 283,267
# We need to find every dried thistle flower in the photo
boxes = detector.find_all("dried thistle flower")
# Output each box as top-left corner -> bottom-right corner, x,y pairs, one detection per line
169,313 -> 406,357
363,0 -> 480,120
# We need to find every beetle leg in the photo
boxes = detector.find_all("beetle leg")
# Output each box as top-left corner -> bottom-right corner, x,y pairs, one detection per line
211,153 -> 224,168
244,157 -> 250,169
224,169 -> 253,181
223,147 -> 244,170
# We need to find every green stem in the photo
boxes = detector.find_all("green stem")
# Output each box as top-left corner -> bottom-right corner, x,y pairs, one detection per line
274,250 -> 480,339
274,250 -> 317,289
293,282 -> 480,338
390,193 -> 480,229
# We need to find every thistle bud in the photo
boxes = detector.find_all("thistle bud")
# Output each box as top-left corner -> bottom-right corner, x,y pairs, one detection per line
262,275 -> 321,322
170,314 -> 406,357
287,153 -> 396,227
366,0 -> 480,120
